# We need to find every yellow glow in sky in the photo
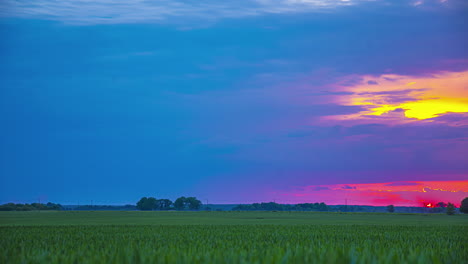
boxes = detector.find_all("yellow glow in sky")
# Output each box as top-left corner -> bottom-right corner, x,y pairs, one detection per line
329,71 -> 468,122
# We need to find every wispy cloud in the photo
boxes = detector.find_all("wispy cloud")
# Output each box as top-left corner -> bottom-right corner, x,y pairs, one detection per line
0,0 -> 453,25
0,0 -> 352,25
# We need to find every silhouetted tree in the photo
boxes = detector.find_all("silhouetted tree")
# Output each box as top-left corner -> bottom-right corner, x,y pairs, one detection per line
174,197 -> 187,210
136,197 -> 148,210
436,202 -> 447,208
460,197 -> 468,214
446,203 -> 456,215
156,199 -> 173,210
186,197 -> 202,210
387,205 -> 395,213
136,197 -> 157,211
318,202 -> 328,211
173,197 -> 202,210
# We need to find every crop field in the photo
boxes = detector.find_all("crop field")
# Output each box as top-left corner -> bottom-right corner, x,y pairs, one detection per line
1,211 -> 467,263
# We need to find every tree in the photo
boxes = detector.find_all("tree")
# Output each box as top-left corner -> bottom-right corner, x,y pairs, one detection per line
136,197 -> 157,211
460,197 -> 468,214
136,197 -> 148,210
436,202 -> 447,208
387,205 -> 395,213
186,197 -> 202,210
46,202 -> 63,210
446,203 -> 456,215
318,202 -> 328,212
173,196 -> 202,210
156,199 -> 173,210
174,197 -> 187,210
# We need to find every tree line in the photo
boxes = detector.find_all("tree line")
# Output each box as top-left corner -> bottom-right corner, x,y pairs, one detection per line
387,201 -> 460,215
72,205 -> 136,211
232,202 -> 329,211
1,197 -> 467,213
136,196 -> 202,211
0,202 -> 63,211
387,201 -> 459,215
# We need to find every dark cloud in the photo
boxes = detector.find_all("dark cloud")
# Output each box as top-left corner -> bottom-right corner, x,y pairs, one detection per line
311,186 -> 330,191
385,182 -> 420,186
308,91 -> 355,96
357,88 -> 428,96
341,185 -> 357,190
354,88 -> 430,105
381,96 -> 417,104
430,113 -> 468,124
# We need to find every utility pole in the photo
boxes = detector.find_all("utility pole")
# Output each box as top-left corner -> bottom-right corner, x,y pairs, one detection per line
345,198 -> 348,212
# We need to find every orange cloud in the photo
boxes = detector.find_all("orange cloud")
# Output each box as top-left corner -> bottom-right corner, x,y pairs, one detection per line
325,71 -> 468,124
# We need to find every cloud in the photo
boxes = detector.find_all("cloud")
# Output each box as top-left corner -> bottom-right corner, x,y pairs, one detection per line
429,113 -> 468,126
356,88 -> 429,96
309,91 -> 356,96
0,0 -> 361,25
323,71 -> 468,124
0,0 -> 459,25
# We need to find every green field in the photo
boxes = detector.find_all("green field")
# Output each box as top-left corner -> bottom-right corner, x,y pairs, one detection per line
1,211 -> 467,263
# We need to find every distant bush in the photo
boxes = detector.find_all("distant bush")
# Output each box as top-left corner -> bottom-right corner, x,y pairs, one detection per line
446,203 -> 456,215
387,205 -> 395,213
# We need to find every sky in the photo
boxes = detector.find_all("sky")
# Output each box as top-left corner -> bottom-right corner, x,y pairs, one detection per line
1,0 -> 467,206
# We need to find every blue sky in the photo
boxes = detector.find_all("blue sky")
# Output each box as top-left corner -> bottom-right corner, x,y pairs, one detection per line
1,0 -> 467,205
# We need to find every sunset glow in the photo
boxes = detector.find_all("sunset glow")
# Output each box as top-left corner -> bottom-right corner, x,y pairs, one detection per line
1,0 -> 467,208
327,71 -> 468,123
274,181 -> 468,206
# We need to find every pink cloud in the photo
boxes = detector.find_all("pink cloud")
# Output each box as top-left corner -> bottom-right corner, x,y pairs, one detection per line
272,180 -> 468,206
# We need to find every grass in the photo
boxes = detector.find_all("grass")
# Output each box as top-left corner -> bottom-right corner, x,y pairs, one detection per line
1,211 -> 467,263
1,210 -> 467,226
